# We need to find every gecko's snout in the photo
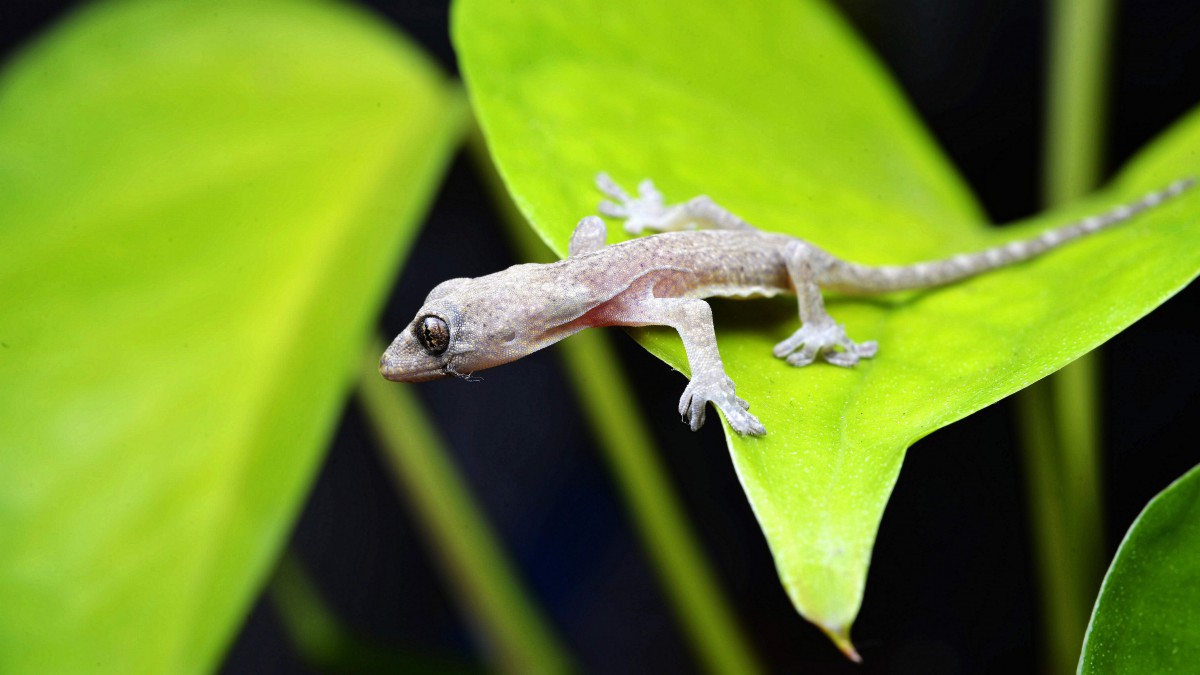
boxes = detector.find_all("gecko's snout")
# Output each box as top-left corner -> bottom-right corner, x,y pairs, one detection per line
378,348 -> 404,381
378,351 -> 398,379
378,343 -> 418,382
379,330 -> 450,383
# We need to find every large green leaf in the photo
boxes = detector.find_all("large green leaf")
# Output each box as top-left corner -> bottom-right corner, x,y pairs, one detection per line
0,1 -> 464,672
454,0 -> 1200,653
1079,464 -> 1200,673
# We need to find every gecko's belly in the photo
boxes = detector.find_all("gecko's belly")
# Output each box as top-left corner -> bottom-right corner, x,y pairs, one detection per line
686,283 -> 788,300
653,265 -> 791,300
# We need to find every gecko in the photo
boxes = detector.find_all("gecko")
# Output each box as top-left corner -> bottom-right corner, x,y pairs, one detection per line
380,173 -> 1194,436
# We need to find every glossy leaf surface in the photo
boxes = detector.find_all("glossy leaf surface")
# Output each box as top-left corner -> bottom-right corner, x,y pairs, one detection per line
1079,464 -> 1200,674
455,0 -> 1200,651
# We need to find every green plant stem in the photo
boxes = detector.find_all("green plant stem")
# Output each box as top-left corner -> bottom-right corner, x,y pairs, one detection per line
469,133 -> 763,675
1016,386 -> 1094,675
1045,8 -> 1111,203
1021,0 -> 1114,672
268,550 -> 481,674
269,551 -> 345,668
358,345 -> 574,675
560,331 -> 765,675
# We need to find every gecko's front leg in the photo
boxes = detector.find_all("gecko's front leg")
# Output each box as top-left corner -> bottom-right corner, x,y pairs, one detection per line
598,291 -> 766,436
597,173 -> 755,234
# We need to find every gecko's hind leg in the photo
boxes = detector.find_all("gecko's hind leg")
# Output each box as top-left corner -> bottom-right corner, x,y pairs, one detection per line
569,216 -> 607,256
774,242 -> 878,367
596,173 -> 756,234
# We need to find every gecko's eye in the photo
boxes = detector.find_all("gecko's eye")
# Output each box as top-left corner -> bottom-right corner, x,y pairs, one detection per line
416,316 -> 450,355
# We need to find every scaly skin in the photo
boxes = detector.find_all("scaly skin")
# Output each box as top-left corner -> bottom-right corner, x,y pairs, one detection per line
381,174 -> 1194,436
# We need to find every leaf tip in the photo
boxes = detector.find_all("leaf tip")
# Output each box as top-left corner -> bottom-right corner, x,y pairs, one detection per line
819,622 -> 862,663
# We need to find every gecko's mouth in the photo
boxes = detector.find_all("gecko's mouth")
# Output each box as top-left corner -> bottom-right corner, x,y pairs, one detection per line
378,352 -> 448,382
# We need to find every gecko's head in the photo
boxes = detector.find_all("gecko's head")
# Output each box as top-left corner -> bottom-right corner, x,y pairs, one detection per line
380,275 -> 530,382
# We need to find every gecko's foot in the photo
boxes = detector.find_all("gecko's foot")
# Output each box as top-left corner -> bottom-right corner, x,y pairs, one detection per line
773,322 -> 878,368
679,375 -> 767,436
596,173 -> 685,234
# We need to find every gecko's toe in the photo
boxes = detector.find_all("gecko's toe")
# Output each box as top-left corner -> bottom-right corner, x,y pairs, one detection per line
823,340 -> 879,367
598,200 -> 628,218
823,349 -> 859,367
678,390 -> 708,431
772,334 -> 803,359
637,178 -> 662,201
785,345 -> 819,367
825,348 -> 854,365
595,172 -> 630,201
727,411 -> 767,436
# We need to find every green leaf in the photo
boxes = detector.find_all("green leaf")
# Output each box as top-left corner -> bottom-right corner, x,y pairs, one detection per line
454,0 -> 1200,653
1079,464 -> 1200,673
0,1 -> 464,672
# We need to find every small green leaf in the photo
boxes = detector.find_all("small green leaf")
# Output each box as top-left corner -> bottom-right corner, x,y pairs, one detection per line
0,1 -> 464,672
454,0 -> 1200,652
1079,464 -> 1200,673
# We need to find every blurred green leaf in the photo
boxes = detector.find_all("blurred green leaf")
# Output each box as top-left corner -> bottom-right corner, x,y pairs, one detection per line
0,1 -> 464,672
1079,464 -> 1200,673
454,0 -> 1200,652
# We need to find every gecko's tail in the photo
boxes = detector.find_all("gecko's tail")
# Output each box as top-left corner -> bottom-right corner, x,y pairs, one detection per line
825,176 -> 1196,293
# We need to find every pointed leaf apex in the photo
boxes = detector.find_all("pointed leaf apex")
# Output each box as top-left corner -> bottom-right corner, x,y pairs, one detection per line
819,622 -> 862,663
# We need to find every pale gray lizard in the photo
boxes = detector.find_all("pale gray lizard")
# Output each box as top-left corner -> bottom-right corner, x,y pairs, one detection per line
380,174 -> 1194,436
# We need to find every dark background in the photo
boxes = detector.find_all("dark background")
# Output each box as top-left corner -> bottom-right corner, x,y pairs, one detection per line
5,1 -> 1200,673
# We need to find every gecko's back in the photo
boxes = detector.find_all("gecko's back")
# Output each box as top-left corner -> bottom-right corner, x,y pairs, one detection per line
566,229 -> 799,301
